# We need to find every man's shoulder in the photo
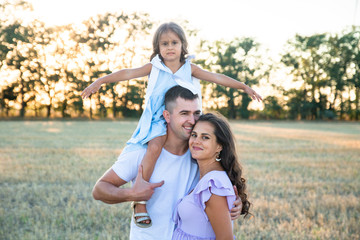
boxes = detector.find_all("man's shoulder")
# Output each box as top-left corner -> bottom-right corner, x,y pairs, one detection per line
119,145 -> 147,160
159,148 -> 191,159
112,147 -> 148,182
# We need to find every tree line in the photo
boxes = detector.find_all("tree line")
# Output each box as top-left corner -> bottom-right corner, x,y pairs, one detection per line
1,1 -> 359,120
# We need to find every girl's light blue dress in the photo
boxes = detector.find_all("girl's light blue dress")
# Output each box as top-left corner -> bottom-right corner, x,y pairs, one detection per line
122,55 -> 202,154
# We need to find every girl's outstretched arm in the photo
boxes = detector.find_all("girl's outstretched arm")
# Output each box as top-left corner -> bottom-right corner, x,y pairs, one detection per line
81,63 -> 152,99
191,64 -> 262,102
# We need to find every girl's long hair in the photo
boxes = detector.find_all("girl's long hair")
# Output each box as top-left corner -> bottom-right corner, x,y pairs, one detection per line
196,113 -> 251,217
150,22 -> 188,63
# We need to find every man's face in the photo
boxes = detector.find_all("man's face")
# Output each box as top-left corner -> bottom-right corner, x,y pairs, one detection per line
165,97 -> 201,141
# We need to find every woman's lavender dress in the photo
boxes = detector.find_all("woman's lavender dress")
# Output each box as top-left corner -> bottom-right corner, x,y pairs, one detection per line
172,171 -> 236,240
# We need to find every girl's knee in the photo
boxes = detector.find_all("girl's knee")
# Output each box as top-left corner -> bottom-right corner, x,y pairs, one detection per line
147,140 -> 162,153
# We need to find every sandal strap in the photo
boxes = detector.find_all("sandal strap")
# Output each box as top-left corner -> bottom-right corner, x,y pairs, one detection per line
134,213 -> 150,218
134,213 -> 151,223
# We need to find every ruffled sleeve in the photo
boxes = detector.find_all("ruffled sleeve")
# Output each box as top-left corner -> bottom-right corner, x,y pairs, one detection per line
193,171 -> 236,221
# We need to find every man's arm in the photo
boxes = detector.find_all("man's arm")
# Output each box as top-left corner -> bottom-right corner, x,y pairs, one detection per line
92,165 -> 164,204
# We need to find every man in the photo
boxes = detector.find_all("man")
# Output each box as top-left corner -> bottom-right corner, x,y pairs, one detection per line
92,85 -> 241,239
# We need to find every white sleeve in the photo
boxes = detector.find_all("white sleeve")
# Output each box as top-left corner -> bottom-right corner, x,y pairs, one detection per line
111,149 -> 146,182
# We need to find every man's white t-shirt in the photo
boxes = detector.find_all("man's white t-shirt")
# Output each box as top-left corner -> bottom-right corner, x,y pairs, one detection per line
112,147 -> 199,240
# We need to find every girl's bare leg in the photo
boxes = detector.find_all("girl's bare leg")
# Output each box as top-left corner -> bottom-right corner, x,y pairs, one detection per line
134,135 -> 167,224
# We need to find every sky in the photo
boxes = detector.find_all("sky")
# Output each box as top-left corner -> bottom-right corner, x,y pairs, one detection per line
28,0 -> 360,56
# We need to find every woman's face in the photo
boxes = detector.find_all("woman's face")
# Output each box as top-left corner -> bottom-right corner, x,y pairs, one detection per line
189,121 -> 222,161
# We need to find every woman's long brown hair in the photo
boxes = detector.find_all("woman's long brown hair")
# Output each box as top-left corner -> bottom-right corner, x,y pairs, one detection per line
196,113 -> 251,217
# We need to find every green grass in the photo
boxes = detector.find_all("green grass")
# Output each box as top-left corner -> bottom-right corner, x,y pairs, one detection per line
1,120 -> 359,239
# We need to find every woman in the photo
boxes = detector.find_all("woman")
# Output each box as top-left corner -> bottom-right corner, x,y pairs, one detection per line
172,113 -> 251,240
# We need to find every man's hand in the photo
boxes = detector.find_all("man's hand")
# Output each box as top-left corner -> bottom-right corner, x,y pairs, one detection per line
131,165 -> 164,201
230,186 -> 243,220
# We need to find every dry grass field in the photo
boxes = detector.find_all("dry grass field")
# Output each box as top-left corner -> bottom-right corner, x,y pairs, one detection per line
0,120 -> 359,240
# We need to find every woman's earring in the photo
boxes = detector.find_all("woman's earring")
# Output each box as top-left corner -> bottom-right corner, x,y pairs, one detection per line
215,153 -> 221,162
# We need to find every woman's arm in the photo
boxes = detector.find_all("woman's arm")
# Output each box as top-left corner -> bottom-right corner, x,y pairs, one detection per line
191,64 -> 262,102
205,194 -> 234,240
81,63 -> 152,99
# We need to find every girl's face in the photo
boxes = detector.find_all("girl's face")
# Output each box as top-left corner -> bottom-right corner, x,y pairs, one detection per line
189,121 -> 222,161
159,30 -> 182,63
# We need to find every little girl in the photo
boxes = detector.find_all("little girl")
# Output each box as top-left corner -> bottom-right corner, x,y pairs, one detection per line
81,22 -> 262,228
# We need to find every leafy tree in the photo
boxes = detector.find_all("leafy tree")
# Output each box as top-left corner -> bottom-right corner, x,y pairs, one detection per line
326,28 -> 360,120
42,24 -> 91,118
342,28 -> 360,120
0,1 -> 49,117
196,38 -> 263,119
0,0 -> 33,63
3,26 -> 36,117
73,12 -> 153,118
281,34 -> 330,120
282,29 -> 359,120
262,96 -> 285,119
0,82 -> 17,116
283,88 -> 311,120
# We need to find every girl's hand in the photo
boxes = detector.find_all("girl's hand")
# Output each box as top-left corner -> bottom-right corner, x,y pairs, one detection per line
244,85 -> 262,102
81,80 -> 102,99
131,165 -> 164,201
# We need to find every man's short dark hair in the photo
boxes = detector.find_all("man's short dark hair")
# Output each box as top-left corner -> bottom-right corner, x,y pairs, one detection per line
164,85 -> 199,112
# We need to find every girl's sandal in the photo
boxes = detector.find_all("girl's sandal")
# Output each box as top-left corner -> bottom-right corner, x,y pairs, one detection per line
132,201 -> 152,228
